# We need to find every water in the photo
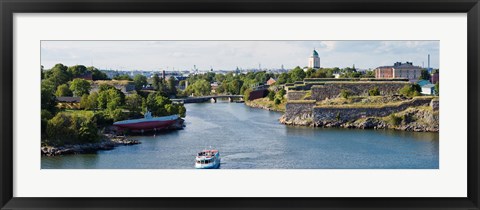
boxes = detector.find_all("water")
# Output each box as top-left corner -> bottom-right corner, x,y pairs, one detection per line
42,101 -> 439,169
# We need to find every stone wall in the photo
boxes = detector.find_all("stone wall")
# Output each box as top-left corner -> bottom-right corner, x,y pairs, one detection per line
430,99 -> 439,111
287,91 -> 308,100
249,89 -> 268,100
313,98 -> 433,122
311,82 -> 408,101
281,101 -> 316,125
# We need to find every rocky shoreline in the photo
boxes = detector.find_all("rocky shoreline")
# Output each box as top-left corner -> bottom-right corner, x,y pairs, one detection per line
41,118 -> 186,156
41,135 -> 141,156
279,107 -> 439,132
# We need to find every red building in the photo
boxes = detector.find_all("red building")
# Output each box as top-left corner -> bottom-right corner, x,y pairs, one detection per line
374,62 -> 422,81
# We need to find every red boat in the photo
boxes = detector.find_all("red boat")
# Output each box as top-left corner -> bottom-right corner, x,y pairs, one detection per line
113,111 -> 178,132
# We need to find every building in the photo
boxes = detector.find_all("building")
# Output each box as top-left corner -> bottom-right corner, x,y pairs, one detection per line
308,49 -> 320,69
421,84 -> 436,95
374,62 -> 422,81
430,71 -> 439,84
266,77 -> 277,86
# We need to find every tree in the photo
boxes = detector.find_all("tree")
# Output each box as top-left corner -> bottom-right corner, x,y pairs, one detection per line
152,73 -> 160,90
290,66 -> 306,82
167,76 -> 177,96
276,89 -> 286,100
113,74 -> 133,81
274,98 -> 281,105
83,92 -> 99,110
97,88 -> 124,110
399,84 -> 421,97
267,90 -> 275,101
80,94 -> 90,109
44,63 -> 71,88
419,69 -> 431,81
186,79 -> 211,96
67,65 -> 88,77
69,79 -> 91,96
277,73 -> 290,84
125,93 -> 144,114
143,92 -> 171,116
227,79 -> 242,95
243,88 -> 252,101
133,74 -> 148,90
305,68 -> 315,78
41,80 -> 57,112
87,66 -> 109,80
55,84 -> 72,97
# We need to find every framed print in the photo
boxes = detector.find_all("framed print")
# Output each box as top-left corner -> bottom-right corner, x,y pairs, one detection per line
1,0 -> 479,209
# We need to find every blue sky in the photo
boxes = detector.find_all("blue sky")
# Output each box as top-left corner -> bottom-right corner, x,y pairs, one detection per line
41,40 -> 439,71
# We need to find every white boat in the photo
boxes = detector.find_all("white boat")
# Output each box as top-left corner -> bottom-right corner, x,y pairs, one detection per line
195,149 -> 220,169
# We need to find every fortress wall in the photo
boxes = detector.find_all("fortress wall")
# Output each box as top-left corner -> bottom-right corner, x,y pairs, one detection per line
311,82 -> 408,101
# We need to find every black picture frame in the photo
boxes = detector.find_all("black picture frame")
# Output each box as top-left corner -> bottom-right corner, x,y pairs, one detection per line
1,0 -> 479,209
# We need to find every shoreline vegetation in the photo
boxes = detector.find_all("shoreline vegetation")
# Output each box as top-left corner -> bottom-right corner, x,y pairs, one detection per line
41,64 -> 187,156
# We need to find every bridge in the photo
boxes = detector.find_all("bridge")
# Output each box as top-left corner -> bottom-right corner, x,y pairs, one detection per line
171,95 -> 244,103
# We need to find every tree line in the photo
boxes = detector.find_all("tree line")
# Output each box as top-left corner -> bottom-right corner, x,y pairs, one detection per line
41,64 -> 186,146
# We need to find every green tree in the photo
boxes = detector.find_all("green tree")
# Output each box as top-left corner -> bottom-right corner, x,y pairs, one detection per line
133,74 -> 148,90
125,93 -> 144,114
85,92 -> 99,110
67,65 -> 88,77
113,74 -> 133,81
98,88 -> 124,110
277,73 -> 290,84
41,80 -> 57,112
187,79 -> 211,96
227,79 -> 242,95
290,66 -> 306,82
143,92 -> 171,116
80,94 -> 90,109
419,69 -> 431,81
55,84 -> 72,97
267,90 -> 275,101
167,76 -> 177,96
276,89 -> 286,100
274,98 -> 281,105
69,79 -> 91,96
87,66 -> 109,80
45,63 -> 71,88
305,68 -> 315,78
243,88 -> 252,101
399,84 -> 421,97
152,73 -> 160,91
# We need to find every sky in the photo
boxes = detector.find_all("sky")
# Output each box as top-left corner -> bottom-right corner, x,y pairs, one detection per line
41,40 -> 439,71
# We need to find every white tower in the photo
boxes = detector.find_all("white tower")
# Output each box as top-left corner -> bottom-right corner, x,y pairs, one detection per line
308,49 -> 320,69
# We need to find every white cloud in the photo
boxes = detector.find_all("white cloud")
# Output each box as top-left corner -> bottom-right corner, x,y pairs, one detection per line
41,40 -> 439,71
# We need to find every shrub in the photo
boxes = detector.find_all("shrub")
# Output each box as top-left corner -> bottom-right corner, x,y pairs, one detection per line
243,88 -> 252,101
274,98 -> 281,105
399,84 -> 421,97
388,114 -> 402,126
267,90 -> 275,101
340,89 -> 351,99
368,87 -> 380,96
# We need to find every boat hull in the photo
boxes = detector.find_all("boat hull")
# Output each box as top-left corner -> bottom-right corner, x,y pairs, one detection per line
114,120 -> 176,131
195,159 -> 221,169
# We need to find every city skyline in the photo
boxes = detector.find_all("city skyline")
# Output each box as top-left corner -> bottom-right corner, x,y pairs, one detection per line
41,40 -> 439,71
